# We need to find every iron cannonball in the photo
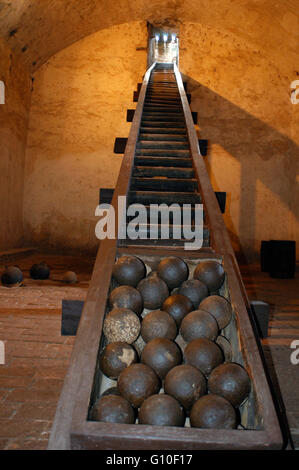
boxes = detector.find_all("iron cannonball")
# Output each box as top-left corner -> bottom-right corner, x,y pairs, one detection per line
216,336 -> 232,362
162,294 -> 193,326
103,308 -> 141,344
29,262 -> 50,280
178,279 -> 208,309
180,309 -> 219,343
100,342 -> 138,379
118,363 -> 160,408
208,362 -> 251,407
139,394 -> 185,427
141,310 -> 177,343
193,260 -> 225,292
137,274 -> 169,310
157,256 -> 189,290
183,338 -> 224,377
199,295 -> 232,329
141,338 -> 182,379
1,266 -> 23,287
91,395 -> 135,424
62,271 -> 77,283
109,285 -> 143,315
164,364 -> 206,411
100,387 -> 121,397
112,255 -> 146,287
190,394 -> 237,429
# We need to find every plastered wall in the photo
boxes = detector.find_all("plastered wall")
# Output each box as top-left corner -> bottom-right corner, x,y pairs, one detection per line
0,39 -> 31,251
23,21 -> 298,260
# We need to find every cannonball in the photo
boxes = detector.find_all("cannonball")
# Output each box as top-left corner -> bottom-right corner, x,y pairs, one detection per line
137,274 -> 169,310
100,342 -> 138,379
118,363 -> 160,408
91,395 -> 135,424
109,285 -> 143,315
164,364 -> 206,411
141,310 -> 177,343
190,394 -> 237,429
193,260 -> 225,292
199,295 -> 232,329
100,387 -> 121,397
184,338 -> 224,377
139,394 -> 185,427
29,262 -> 50,280
1,266 -> 23,287
162,294 -> 193,326
178,279 -> 208,309
141,338 -> 182,379
208,362 -> 251,407
180,309 -> 219,342
62,271 -> 77,283
157,257 -> 189,290
112,255 -> 146,287
103,308 -> 140,344
216,336 -> 232,362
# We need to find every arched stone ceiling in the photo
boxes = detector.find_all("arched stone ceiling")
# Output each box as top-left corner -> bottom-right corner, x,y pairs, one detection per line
0,0 -> 298,73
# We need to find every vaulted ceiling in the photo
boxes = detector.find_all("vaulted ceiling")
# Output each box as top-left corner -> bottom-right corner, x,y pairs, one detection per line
0,0 -> 298,72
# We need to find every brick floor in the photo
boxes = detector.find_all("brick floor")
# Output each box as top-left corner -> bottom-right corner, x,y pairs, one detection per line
0,253 -> 298,450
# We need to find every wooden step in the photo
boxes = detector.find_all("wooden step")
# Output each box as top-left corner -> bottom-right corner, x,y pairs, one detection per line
139,134 -> 187,141
124,223 -> 209,240
128,191 -> 201,205
137,141 -> 189,150
130,177 -> 198,192
140,127 -> 186,135
132,166 -> 195,178
142,115 -> 185,122
136,148 -> 190,157
141,121 -> 186,128
134,156 -> 193,167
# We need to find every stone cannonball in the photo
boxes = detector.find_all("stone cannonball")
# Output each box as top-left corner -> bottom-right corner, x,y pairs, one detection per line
103,308 -> 141,344
100,342 -> 138,379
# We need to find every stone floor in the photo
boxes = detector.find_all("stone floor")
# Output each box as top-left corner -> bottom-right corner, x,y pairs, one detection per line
0,252 -> 298,450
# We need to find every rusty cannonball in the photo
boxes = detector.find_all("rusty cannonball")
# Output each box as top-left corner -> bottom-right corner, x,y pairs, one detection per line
164,364 -> 206,411
103,308 -> 141,344
1,266 -> 23,287
91,395 -> 135,424
190,394 -> 237,429
29,262 -> 50,280
141,310 -> 177,343
62,271 -> 77,283
112,255 -> 146,287
193,260 -> 225,292
109,285 -> 143,315
139,394 -> 185,427
157,256 -> 189,290
141,338 -> 182,379
199,295 -> 232,329
100,342 -> 138,379
100,387 -> 121,397
118,363 -> 160,408
180,309 -> 219,343
184,338 -> 224,377
137,274 -> 169,310
216,336 -> 232,362
208,362 -> 251,407
162,294 -> 193,326
178,279 -> 208,309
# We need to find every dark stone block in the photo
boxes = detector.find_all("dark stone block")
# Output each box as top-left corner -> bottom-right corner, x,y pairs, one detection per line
114,138 -> 128,154
215,192 -> 226,214
127,109 -> 135,122
61,300 -> 84,336
192,112 -> 198,124
199,139 -> 208,156
99,188 -> 114,205
260,240 -> 296,278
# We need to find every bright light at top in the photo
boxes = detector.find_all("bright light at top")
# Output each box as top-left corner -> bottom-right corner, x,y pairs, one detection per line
172,34 -> 176,42
163,33 -> 168,42
155,34 -> 160,41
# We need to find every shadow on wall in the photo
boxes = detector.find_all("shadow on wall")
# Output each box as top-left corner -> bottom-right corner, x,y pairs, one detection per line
183,75 -> 299,263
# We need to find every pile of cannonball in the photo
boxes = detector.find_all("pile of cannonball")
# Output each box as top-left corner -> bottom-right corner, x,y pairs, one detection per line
91,255 -> 251,429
